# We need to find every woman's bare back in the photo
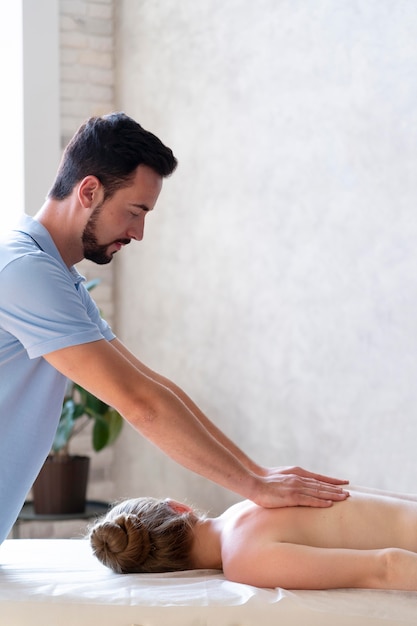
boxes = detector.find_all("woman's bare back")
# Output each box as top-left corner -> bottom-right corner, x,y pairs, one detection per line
220,487 -> 417,554
218,487 -> 417,589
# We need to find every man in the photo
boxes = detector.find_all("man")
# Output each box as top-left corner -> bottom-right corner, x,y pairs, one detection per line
0,113 -> 348,542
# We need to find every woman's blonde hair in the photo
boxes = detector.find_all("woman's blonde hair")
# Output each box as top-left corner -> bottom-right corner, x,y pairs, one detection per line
89,497 -> 199,574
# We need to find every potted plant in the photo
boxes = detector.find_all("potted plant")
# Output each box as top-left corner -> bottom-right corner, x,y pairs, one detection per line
32,280 -> 123,515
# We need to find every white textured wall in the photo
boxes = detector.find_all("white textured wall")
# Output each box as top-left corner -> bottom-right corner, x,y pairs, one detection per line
113,0 -> 417,512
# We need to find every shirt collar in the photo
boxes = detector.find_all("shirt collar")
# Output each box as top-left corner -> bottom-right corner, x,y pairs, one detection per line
13,214 -> 85,286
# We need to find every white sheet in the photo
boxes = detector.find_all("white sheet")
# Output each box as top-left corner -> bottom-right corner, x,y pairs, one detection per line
0,539 -> 416,626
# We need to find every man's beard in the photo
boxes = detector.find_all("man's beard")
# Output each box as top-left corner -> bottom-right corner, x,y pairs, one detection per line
82,206 -> 130,265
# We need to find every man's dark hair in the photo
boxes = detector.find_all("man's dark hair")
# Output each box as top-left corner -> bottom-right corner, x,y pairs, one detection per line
48,112 -> 178,200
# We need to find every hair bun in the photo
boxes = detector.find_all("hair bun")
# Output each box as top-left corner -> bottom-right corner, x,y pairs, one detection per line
90,513 -> 152,572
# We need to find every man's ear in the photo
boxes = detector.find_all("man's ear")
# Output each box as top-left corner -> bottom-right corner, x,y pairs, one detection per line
77,175 -> 104,209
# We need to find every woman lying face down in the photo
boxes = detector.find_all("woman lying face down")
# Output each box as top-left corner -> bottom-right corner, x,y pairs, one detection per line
89,485 -> 417,591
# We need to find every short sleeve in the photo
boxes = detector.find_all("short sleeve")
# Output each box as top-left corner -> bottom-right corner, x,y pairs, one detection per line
0,253 -> 115,358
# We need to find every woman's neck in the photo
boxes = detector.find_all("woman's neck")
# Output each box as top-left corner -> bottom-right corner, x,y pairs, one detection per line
190,517 -> 223,570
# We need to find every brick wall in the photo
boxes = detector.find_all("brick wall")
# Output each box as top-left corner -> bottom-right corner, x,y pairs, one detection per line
60,0 -> 116,329
16,0 -> 117,539
60,0 -> 115,145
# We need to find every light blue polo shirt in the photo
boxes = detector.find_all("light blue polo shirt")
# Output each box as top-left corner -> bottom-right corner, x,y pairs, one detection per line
0,215 -> 115,542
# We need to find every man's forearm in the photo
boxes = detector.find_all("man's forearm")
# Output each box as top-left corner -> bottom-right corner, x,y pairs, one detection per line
122,373 -> 261,500
109,338 -> 349,508
150,375 -> 262,474
111,338 -> 263,475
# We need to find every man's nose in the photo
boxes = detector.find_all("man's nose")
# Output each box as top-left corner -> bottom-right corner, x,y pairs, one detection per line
128,215 -> 145,241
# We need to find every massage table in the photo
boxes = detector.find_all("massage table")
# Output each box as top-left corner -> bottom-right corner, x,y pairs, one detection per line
1,539 -> 416,625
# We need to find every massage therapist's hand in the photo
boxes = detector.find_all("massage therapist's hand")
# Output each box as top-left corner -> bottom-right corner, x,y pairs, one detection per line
253,465 -> 349,508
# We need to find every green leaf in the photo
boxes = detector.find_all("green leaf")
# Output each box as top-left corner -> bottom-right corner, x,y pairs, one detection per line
92,409 -> 123,452
72,403 -> 86,420
105,408 -> 124,446
92,416 -> 110,452
74,384 -> 108,416
86,394 -> 109,416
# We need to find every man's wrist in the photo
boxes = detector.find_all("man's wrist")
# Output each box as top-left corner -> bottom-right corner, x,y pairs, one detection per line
237,470 -> 264,504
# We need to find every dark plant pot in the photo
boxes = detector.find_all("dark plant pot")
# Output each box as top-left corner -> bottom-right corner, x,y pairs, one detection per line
32,455 -> 90,515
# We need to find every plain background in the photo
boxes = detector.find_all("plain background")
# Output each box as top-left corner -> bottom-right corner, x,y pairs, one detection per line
110,0 -> 417,513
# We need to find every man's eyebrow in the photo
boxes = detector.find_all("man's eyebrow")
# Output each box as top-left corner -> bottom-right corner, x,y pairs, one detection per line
130,203 -> 151,212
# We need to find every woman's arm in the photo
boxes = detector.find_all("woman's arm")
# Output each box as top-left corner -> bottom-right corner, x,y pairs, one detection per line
224,542 -> 417,591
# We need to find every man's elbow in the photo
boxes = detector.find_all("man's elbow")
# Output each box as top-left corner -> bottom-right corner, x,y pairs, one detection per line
117,388 -> 165,434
